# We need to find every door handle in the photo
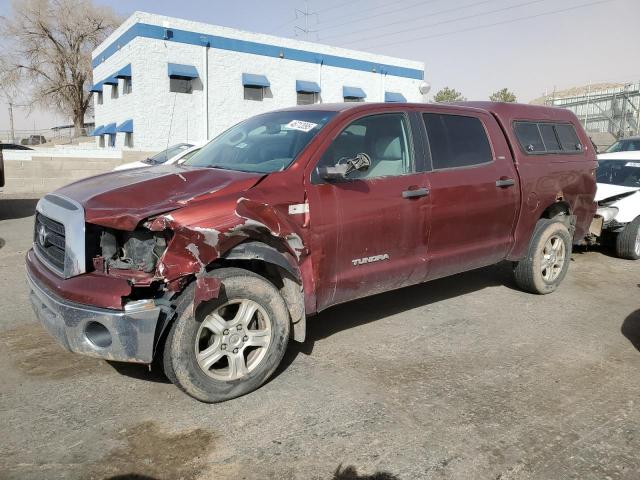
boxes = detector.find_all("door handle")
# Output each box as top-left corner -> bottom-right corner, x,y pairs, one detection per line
402,187 -> 430,199
495,178 -> 515,188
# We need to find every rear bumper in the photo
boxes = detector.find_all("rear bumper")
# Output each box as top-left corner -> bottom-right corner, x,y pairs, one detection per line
26,269 -> 162,363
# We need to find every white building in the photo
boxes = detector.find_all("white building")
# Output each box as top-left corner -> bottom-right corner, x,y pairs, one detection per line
90,11 -> 426,151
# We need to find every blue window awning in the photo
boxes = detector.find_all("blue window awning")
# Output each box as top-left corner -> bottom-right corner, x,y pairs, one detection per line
343,86 -> 366,99
102,76 -> 118,86
242,73 -> 270,88
116,119 -> 133,133
296,80 -> 320,93
385,92 -> 406,103
90,82 -> 103,93
102,123 -> 117,135
115,64 -> 132,78
168,63 -> 199,79
90,125 -> 104,136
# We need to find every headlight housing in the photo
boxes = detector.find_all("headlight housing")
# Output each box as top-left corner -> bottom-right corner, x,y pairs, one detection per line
596,206 -> 619,223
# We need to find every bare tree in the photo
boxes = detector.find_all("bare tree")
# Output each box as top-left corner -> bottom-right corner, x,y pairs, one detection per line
0,0 -> 120,136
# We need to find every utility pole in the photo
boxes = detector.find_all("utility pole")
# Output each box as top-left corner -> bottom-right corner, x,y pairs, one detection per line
8,102 -> 15,144
294,1 -> 319,40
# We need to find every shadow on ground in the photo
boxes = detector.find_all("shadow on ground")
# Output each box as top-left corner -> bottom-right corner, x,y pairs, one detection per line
332,465 -> 400,480
621,308 -> 640,352
0,198 -> 39,220
274,261 -> 516,377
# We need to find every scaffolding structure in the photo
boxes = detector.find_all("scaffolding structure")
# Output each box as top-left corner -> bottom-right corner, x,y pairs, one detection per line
543,83 -> 640,139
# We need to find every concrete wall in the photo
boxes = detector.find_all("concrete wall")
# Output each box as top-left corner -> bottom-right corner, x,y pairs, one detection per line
91,11 -> 426,151
2,151 -> 153,195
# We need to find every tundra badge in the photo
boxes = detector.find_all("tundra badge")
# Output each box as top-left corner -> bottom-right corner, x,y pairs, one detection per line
352,254 -> 390,266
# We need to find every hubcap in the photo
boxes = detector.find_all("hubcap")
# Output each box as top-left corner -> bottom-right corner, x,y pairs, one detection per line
635,227 -> 640,256
541,235 -> 566,282
194,299 -> 272,381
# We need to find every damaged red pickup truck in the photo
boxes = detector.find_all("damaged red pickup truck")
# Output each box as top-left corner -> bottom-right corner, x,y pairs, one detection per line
26,102 -> 597,402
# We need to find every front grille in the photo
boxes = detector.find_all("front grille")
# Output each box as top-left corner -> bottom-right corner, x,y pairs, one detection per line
34,212 -> 66,272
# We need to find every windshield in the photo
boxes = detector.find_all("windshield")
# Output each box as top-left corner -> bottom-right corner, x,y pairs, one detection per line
185,110 -> 336,173
597,160 -> 640,187
149,144 -> 193,164
605,139 -> 640,153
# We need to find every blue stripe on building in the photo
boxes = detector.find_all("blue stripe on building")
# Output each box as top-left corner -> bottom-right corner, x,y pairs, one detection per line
93,22 -> 424,80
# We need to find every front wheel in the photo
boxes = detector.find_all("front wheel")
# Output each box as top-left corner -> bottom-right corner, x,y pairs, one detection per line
513,219 -> 572,294
615,216 -> 640,260
166,267 -> 290,403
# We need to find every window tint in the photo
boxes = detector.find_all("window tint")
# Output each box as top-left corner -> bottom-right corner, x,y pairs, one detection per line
170,78 -> 192,94
555,124 -> 582,151
314,113 -> 412,181
297,92 -> 317,105
423,113 -> 492,169
540,124 -> 561,151
514,122 -> 545,152
514,121 -> 582,154
244,86 -> 264,101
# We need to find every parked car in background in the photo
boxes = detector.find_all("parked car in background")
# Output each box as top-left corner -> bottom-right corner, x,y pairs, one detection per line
22,135 -> 47,146
0,143 -> 33,151
588,151 -> 640,259
26,102 -> 597,402
113,143 -> 197,171
605,136 -> 640,153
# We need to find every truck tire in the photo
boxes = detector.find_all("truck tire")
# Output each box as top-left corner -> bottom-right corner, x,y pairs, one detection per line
166,267 -> 290,403
513,219 -> 572,294
615,216 -> 640,260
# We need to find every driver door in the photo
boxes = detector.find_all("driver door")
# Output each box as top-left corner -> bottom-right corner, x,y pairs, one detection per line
304,111 -> 431,310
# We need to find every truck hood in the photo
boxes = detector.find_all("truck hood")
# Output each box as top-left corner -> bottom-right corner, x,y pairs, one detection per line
595,183 -> 640,202
56,164 -> 264,230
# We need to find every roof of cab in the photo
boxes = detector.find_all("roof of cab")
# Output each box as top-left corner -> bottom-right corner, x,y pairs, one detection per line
276,101 -> 578,122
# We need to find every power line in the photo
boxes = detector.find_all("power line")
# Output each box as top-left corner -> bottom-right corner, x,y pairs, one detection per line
365,0 -> 614,50
270,0 -> 368,35
336,0 -> 551,46
317,0 -> 440,32
320,0 -> 496,42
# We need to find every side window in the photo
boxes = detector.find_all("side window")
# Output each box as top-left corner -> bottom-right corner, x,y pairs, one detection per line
555,124 -> 582,151
314,113 -> 413,181
170,78 -> 192,94
423,113 -> 493,169
540,124 -> 561,151
514,122 -> 545,152
514,121 -> 582,154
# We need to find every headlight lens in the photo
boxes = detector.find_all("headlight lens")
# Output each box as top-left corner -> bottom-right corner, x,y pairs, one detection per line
596,206 -> 619,223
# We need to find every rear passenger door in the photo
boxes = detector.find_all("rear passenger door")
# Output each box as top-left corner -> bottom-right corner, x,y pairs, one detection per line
420,109 -> 520,280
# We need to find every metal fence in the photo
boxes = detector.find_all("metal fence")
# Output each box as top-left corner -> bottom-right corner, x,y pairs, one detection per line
543,83 -> 640,139
0,123 -> 94,145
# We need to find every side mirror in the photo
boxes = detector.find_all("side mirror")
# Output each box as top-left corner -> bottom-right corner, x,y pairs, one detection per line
318,153 -> 371,181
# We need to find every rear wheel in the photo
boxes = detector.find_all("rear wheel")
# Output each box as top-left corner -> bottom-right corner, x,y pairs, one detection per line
514,219 -> 572,294
166,268 -> 290,403
615,216 -> 640,260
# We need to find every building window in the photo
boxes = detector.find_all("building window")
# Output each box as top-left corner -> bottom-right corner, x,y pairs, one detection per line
125,132 -> 133,148
344,96 -> 364,103
97,92 -> 103,105
99,136 -> 105,147
297,92 -> 318,105
123,78 -> 132,94
170,77 -> 192,94
108,134 -> 116,147
111,84 -> 118,99
244,86 -> 264,101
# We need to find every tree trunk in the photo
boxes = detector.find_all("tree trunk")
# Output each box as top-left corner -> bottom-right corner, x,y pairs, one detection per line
73,109 -> 85,138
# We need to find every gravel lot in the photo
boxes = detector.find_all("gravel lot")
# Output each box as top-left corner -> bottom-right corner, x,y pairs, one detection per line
1,195 -> 639,480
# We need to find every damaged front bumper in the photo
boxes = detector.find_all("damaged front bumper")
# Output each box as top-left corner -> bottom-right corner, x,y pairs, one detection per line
26,269 -> 162,363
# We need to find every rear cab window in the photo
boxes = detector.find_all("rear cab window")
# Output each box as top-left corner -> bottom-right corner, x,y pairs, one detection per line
514,121 -> 583,155
422,113 -> 493,169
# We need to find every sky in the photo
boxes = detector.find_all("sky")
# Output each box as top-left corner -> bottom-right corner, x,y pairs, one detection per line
1,0 -> 639,132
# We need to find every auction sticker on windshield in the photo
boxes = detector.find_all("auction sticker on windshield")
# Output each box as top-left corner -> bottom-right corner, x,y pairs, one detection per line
625,162 -> 640,168
285,120 -> 318,132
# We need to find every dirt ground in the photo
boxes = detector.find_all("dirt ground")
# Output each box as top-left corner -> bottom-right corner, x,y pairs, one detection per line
1,195 -> 639,480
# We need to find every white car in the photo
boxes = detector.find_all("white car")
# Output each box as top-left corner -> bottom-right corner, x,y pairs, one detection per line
592,151 -> 640,259
113,143 -> 201,171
